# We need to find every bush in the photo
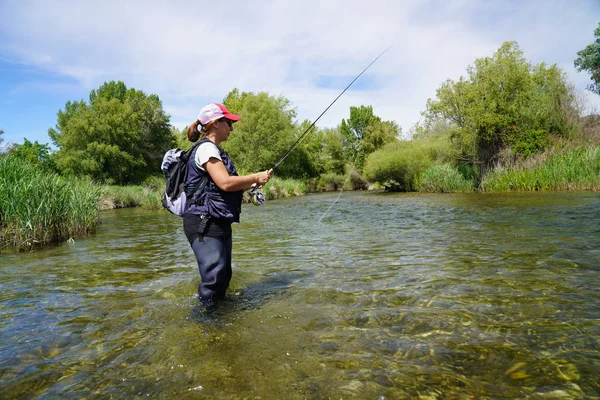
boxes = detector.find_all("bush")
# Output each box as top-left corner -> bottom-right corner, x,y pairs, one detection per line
363,137 -> 453,191
317,173 -> 346,191
347,166 -> 369,190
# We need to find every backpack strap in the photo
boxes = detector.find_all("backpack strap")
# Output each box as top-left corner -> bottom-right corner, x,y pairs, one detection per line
185,139 -> 211,206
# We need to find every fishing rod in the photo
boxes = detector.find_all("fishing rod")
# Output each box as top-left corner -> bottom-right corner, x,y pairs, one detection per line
250,45 -> 392,206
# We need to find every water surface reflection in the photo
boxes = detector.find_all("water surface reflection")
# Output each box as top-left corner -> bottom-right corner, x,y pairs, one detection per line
1,192 -> 598,398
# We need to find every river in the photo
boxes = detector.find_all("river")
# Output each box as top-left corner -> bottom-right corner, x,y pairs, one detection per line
1,192 -> 599,398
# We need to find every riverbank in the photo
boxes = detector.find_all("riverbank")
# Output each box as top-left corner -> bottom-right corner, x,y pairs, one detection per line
2,145 -> 599,251
100,176 -> 308,211
417,145 -> 600,193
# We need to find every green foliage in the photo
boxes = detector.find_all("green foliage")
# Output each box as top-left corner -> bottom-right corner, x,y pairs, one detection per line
418,164 -> 474,193
509,129 -> 548,158
291,119 -> 326,178
316,173 -> 347,191
481,146 -> 600,191
321,127 -> 346,174
9,139 -> 57,171
425,41 -> 578,180
574,23 -> 600,95
363,138 -> 452,191
172,125 -> 191,151
340,105 -> 399,169
100,179 -> 163,211
362,120 -> 400,155
222,89 -> 309,178
341,105 -> 376,163
0,155 -> 102,250
49,81 -> 175,184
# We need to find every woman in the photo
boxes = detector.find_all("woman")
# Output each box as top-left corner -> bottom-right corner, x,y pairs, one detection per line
184,103 -> 271,307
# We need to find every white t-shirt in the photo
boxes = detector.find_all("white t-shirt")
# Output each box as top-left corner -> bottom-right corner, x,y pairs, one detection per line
194,142 -> 222,171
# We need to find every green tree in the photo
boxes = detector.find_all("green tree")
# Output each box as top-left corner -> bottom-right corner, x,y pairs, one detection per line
425,41 -> 577,180
321,127 -> 346,174
10,139 -> 56,171
222,89 -> 315,178
49,81 -> 174,184
362,120 -> 400,155
292,119 -> 325,178
574,23 -> 600,95
340,105 -> 399,169
172,125 -> 190,151
340,105 -> 378,168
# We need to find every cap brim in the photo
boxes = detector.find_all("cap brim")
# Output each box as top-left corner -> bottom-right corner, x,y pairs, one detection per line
224,113 -> 241,121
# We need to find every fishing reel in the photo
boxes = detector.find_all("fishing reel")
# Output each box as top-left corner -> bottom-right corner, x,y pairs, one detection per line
249,186 -> 266,206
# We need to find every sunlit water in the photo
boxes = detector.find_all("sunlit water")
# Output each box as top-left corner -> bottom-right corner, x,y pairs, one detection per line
1,192 -> 599,399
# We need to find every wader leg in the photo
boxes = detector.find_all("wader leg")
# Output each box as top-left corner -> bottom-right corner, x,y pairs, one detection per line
191,236 -> 233,306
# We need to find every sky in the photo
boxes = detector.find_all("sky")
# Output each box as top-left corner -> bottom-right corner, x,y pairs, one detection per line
1,0 -> 599,147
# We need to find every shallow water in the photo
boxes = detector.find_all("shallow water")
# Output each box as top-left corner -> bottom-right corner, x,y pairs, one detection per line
1,192 -> 599,399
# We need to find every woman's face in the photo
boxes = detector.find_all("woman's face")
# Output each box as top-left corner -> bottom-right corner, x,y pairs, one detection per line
216,118 -> 234,142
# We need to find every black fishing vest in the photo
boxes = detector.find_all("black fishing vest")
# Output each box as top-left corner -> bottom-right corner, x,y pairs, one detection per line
184,139 -> 243,222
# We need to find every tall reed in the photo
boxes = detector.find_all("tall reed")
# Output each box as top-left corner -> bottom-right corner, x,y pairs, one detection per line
481,146 -> 600,191
419,164 -> 475,193
0,155 -> 103,250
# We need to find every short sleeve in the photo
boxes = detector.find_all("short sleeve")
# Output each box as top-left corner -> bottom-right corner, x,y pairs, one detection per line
194,142 -> 222,171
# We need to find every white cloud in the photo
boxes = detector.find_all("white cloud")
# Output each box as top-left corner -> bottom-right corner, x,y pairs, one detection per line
1,0 -> 599,141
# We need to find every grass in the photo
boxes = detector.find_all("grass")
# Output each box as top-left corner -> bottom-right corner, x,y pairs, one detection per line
0,155 -> 103,250
101,175 -> 163,211
481,146 -> 600,192
419,164 -> 475,193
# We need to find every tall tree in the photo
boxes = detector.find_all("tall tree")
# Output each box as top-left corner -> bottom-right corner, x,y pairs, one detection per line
49,81 -> 174,184
574,23 -> 600,95
425,41 -> 577,179
340,105 -> 399,169
222,89 -> 314,178
340,105 -> 378,166
320,127 -> 345,175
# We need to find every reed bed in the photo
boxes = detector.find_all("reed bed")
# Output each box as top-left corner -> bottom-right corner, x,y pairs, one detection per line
481,146 -> 600,192
0,155 -> 102,250
419,164 -> 475,193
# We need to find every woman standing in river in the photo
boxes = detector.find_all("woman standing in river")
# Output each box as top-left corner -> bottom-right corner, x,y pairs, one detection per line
184,103 -> 271,307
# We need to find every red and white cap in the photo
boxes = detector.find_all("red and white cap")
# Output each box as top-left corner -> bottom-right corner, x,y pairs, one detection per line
198,103 -> 241,126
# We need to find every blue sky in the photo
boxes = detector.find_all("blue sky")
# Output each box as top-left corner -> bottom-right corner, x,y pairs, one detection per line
1,0 -> 599,147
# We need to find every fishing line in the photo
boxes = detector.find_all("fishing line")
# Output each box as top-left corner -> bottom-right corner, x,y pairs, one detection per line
271,45 -> 392,172
317,174 -> 351,223
250,45 -> 392,206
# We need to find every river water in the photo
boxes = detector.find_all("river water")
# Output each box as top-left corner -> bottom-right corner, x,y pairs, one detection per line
1,192 -> 599,399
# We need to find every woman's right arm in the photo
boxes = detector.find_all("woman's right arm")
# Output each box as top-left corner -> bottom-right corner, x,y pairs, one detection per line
205,159 -> 271,192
